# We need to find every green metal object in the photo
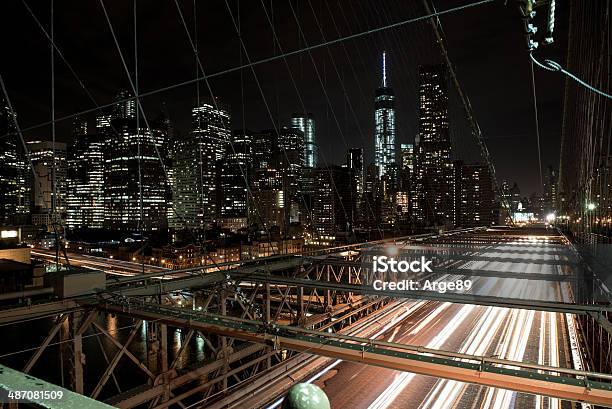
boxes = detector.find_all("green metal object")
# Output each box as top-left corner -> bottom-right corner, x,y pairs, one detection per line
0,364 -> 114,409
282,383 -> 331,409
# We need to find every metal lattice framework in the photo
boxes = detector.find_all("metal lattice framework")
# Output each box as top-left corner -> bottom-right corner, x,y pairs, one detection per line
0,227 -> 611,407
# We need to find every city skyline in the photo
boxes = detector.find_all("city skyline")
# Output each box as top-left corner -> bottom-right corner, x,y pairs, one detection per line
0,2 -> 610,409
1,0 -> 568,195
1,54 -> 503,237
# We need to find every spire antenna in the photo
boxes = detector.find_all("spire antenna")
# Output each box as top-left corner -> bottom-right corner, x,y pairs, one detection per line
382,51 -> 387,87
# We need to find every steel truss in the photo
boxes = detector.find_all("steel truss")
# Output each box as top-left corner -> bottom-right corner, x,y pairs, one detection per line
1,227 -> 611,407
97,298 -> 612,407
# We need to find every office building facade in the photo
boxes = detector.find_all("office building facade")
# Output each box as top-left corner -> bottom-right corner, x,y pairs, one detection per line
0,102 -> 30,225
413,65 -> 453,227
291,113 -> 316,169
66,119 -> 105,229
173,99 -> 230,229
102,91 -> 168,232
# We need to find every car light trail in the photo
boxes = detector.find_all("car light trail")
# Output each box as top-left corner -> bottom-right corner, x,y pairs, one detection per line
367,303 -> 477,409
409,307 -> 509,409
266,301 -> 429,409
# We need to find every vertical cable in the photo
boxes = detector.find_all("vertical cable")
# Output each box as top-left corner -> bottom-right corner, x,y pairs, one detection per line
51,0 -> 59,268
237,0 -> 249,225
194,0 -> 204,230
529,59 -> 544,193
134,0 -> 145,274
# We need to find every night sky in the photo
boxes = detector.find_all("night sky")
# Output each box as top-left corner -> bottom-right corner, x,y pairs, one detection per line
2,0 -> 568,195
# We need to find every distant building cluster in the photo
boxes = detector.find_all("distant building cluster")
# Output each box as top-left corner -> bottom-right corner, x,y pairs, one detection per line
0,52 -> 501,248
501,166 -> 558,224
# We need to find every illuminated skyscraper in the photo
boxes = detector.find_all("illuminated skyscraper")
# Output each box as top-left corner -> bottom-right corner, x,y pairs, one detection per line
103,91 -> 168,232
453,161 -> 494,227
347,148 -> 364,226
248,130 -> 284,231
347,148 -> 364,197
396,143 -> 415,225
400,143 -> 414,174
277,126 -> 304,224
313,166 -> 355,237
252,168 -> 284,230
0,101 -> 30,225
66,118 -> 105,229
28,140 -> 67,228
543,166 -> 558,215
291,115 -> 315,215
413,65 -> 453,227
374,51 -> 396,180
291,114 -> 316,168
219,130 -> 251,231
173,99 -> 230,228
400,143 -> 414,192
113,90 -> 136,119
251,130 -> 274,172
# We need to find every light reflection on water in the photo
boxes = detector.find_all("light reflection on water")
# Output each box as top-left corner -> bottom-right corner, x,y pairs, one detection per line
1,297 -> 209,401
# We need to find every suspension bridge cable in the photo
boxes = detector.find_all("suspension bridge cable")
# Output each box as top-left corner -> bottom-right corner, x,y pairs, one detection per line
530,53 -> 612,100
6,0 -> 495,139
134,0 -> 145,275
51,0 -> 59,268
529,59 -> 544,192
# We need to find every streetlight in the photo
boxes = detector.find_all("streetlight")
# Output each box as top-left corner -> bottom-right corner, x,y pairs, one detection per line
587,203 -> 596,211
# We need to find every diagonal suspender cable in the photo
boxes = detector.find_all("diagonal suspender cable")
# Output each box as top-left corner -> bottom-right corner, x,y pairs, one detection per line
529,58 -> 544,192
173,0 -> 280,254
222,0 -> 340,243
98,0 -> 236,270
257,0 -> 362,241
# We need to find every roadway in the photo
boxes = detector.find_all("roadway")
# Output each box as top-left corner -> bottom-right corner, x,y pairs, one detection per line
264,236 -> 580,409
31,249 -> 169,276
24,231 -> 593,408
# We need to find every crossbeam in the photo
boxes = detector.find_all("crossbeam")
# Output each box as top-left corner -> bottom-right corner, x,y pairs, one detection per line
312,258 -> 583,282
0,300 -> 81,325
96,300 -> 612,407
230,273 -> 612,315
